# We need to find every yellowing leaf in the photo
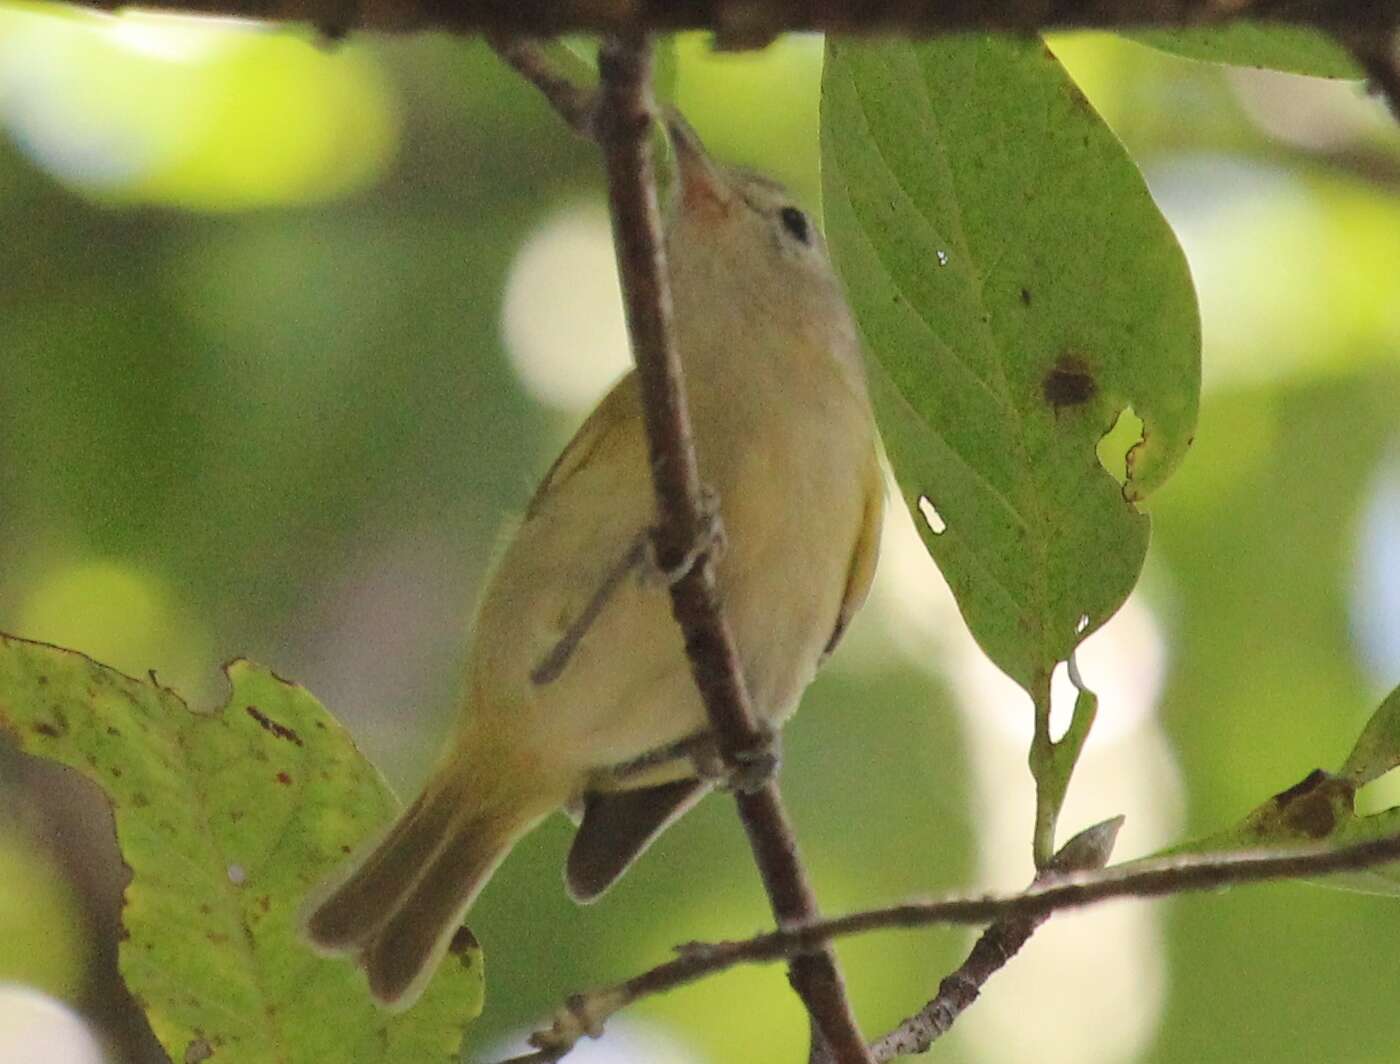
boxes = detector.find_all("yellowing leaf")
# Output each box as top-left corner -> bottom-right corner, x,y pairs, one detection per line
0,634 -> 481,1064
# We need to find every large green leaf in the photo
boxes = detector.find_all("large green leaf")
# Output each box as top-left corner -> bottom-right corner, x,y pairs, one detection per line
821,35 -> 1199,693
0,633 -> 482,1063
1124,24 -> 1362,79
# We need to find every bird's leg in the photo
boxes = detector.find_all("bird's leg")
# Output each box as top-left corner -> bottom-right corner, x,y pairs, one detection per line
530,486 -> 724,687
603,726 -> 781,794
530,533 -> 649,686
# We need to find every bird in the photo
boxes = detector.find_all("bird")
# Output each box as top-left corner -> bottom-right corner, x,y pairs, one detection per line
300,113 -> 885,1010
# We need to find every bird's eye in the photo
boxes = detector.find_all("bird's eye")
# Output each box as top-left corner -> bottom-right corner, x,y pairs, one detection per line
779,206 -> 811,245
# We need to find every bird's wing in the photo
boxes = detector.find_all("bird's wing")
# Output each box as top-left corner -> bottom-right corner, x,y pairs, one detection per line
821,461 -> 885,664
525,371 -> 643,520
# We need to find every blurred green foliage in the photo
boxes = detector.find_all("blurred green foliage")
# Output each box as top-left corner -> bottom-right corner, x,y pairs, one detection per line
0,11 -> 1397,1064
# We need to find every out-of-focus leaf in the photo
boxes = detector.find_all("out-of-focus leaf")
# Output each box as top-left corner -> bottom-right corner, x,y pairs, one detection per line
821,34 -> 1199,694
653,35 -> 679,104
0,634 -> 482,1063
1341,684 -> 1400,786
1124,24 -> 1362,78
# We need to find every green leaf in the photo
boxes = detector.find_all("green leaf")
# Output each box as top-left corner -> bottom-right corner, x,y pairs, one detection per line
1341,684 -> 1400,786
1161,687 -> 1400,896
1162,769 -> 1400,896
1124,24 -> 1362,79
0,633 -> 482,1063
821,34 -> 1200,693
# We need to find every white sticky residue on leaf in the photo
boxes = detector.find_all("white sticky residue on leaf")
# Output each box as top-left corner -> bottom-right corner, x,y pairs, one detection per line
917,495 -> 948,535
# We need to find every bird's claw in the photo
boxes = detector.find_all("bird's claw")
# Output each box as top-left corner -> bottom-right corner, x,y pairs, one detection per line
688,724 -> 780,794
641,484 -> 727,588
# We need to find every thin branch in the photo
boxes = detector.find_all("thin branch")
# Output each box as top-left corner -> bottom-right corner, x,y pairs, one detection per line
489,37 -> 598,136
860,817 -> 1121,1063
496,827 -> 1400,1063
50,0 -> 1400,43
495,33 -> 871,1064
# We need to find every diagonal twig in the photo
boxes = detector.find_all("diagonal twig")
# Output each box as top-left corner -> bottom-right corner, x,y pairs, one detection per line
492,33 -> 873,1064
856,817 -> 1121,1062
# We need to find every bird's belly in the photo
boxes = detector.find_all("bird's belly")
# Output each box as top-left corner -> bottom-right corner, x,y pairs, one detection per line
467,402 -> 873,781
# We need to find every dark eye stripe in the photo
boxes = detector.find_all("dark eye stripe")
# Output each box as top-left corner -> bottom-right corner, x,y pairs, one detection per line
779,206 -> 810,245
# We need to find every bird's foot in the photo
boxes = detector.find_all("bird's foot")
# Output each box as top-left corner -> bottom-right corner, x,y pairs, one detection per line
640,484 -> 727,588
687,724 -> 781,794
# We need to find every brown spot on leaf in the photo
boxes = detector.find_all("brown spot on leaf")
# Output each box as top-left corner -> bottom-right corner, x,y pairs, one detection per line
448,926 -> 480,956
1043,354 -> 1098,411
184,1036 -> 214,1063
245,705 -> 303,747
33,721 -> 60,738
1273,769 -> 1352,839
1284,793 -> 1337,838
275,771 -> 292,786
1020,287 -> 1032,307
133,792 -> 150,809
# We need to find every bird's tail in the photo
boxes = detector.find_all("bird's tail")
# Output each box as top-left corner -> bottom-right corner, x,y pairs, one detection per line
301,752 -> 548,1009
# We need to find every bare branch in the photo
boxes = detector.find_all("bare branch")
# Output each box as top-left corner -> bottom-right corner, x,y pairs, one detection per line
489,37 -> 598,137
495,828 -> 1400,1064
46,0 -> 1400,44
496,32 -> 871,1064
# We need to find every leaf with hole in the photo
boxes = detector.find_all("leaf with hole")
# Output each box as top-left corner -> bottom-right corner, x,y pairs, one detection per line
0,633 -> 482,1064
821,34 -> 1200,694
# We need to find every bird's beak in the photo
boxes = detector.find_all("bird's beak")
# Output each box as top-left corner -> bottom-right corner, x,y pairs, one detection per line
664,110 -> 731,216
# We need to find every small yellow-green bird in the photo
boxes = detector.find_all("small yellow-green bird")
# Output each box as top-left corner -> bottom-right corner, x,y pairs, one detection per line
302,116 -> 885,1009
